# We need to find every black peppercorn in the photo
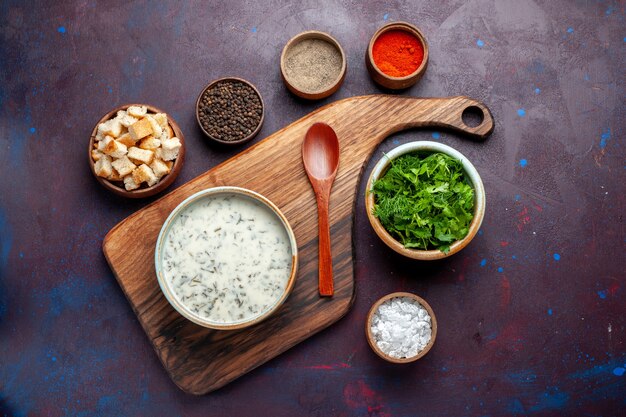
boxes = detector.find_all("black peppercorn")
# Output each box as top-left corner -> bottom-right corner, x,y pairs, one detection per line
197,80 -> 263,142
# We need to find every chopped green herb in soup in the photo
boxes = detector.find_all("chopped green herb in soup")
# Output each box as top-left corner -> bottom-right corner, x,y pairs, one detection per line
372,152 -> 475,253
161,193 -> 293,324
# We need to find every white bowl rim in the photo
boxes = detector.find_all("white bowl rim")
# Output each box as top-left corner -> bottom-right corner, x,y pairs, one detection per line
368,140 -> 485,255
154,186 -> 298,329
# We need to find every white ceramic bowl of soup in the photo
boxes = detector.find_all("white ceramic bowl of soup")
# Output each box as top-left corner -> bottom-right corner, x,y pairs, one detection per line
155,186 -> 298,330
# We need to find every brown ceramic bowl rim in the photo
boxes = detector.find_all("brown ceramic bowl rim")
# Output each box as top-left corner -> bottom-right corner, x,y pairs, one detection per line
280,30 -> 347,97
155,186 -> 299,330
367,21 -> 429,81
88,103 -> 185,199
366,292 -> 437,363
195,77 -> 265,146
365,141 -> 486,260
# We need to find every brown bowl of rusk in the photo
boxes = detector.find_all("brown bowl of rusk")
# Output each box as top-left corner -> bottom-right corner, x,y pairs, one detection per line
195,77 -> 265,146
280,30 -> 347,100
366,292 -> 437,363
88,104 -> 185,198
365,141 -> 485,261
366,21 -> 429,90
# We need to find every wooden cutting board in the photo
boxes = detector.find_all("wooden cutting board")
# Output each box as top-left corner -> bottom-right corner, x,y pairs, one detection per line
103,95 -> 494,394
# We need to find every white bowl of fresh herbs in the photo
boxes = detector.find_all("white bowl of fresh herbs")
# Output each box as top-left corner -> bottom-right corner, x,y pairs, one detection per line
366,141 -> 485,260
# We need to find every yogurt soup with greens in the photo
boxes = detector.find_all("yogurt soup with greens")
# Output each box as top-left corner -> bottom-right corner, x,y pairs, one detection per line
160,191 -> 294,325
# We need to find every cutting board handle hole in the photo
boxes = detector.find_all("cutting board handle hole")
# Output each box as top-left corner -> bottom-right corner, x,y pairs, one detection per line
461,106 -> 484,128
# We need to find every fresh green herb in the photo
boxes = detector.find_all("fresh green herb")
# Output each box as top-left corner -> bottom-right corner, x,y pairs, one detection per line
372,152 -> 475,253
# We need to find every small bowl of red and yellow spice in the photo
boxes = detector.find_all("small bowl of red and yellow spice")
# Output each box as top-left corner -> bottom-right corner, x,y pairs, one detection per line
365,21 -> 429,90
89,104 -> 184,198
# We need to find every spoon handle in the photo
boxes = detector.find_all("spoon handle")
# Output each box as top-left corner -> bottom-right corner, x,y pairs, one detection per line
316,191 -> 333,297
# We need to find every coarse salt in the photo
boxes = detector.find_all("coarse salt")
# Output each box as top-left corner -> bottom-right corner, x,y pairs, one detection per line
370,296 -> 432,359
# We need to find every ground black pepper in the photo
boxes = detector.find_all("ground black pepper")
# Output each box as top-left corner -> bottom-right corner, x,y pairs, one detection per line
197,80 -> 263,142
284,38 -> 343,92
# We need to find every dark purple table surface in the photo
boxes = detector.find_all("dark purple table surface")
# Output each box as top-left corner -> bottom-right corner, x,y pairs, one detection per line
1,1 -> 624,416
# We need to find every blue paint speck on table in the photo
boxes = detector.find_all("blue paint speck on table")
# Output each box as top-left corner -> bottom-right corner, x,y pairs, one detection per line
515,194 -> 521,201
599,128 -> 610,149
517,108 -> 526,117
432,132 -> 440,139
480,258 -> 487,267
535,87 -> 541,94
613,367 -> 625,376
251,27 -> 257,33
548,308 -> 553,316
519,159 -> 528,168
508,398 -> 525,414
553,253 -> 560,261
29,127 -> 36,133
58,26 -> 66,34
567,27 -> 574,33
597,290 -> 608,299
476,39 -> 485,47
498,267 -> 504,273
383,13 -> 389,21
530,389 -> 570,412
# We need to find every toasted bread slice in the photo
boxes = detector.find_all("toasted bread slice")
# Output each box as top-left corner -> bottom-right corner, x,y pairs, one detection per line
108,170 -> 123,182
160,137 -> 182,161
127,105 -> 147,118
128,118 -> 153,140
103,139 -> 128,159
116,110 -> 138,128
145,115 -> 163,138
94,155 -> 113,178
132,164 -> 158,187
150,158 -> 171,179
117,132 -> 137,148
127,147 -> 154,165
138,135 -> 161,150
112,156 -> 137,177
123,174 -> 140,191
98,118 -> 123,138
97,136 -> 114,152
153,113 -> 168,129
91,149 -> 104,161
159,124 -> 174,141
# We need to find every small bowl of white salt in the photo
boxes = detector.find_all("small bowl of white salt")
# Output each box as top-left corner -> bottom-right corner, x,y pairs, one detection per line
366,292 -> 437,363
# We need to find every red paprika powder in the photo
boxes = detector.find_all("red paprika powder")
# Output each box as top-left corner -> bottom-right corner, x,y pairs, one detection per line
372,30 -> 424,78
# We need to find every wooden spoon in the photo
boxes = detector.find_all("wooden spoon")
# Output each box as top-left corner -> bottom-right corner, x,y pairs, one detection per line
302,123 -> 340,297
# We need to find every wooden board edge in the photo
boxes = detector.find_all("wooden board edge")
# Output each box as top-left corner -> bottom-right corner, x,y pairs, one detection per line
185,291 -> 357,395
101,236 -> 180,388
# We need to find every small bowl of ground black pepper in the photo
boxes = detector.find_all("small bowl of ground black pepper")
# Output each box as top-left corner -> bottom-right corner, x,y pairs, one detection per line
280,30 -> 346,100
366,21 -> 429,90
196,77 -> 264,146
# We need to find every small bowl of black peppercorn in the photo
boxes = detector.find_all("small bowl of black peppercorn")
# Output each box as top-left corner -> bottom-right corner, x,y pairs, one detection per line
196,77 -> 265,146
